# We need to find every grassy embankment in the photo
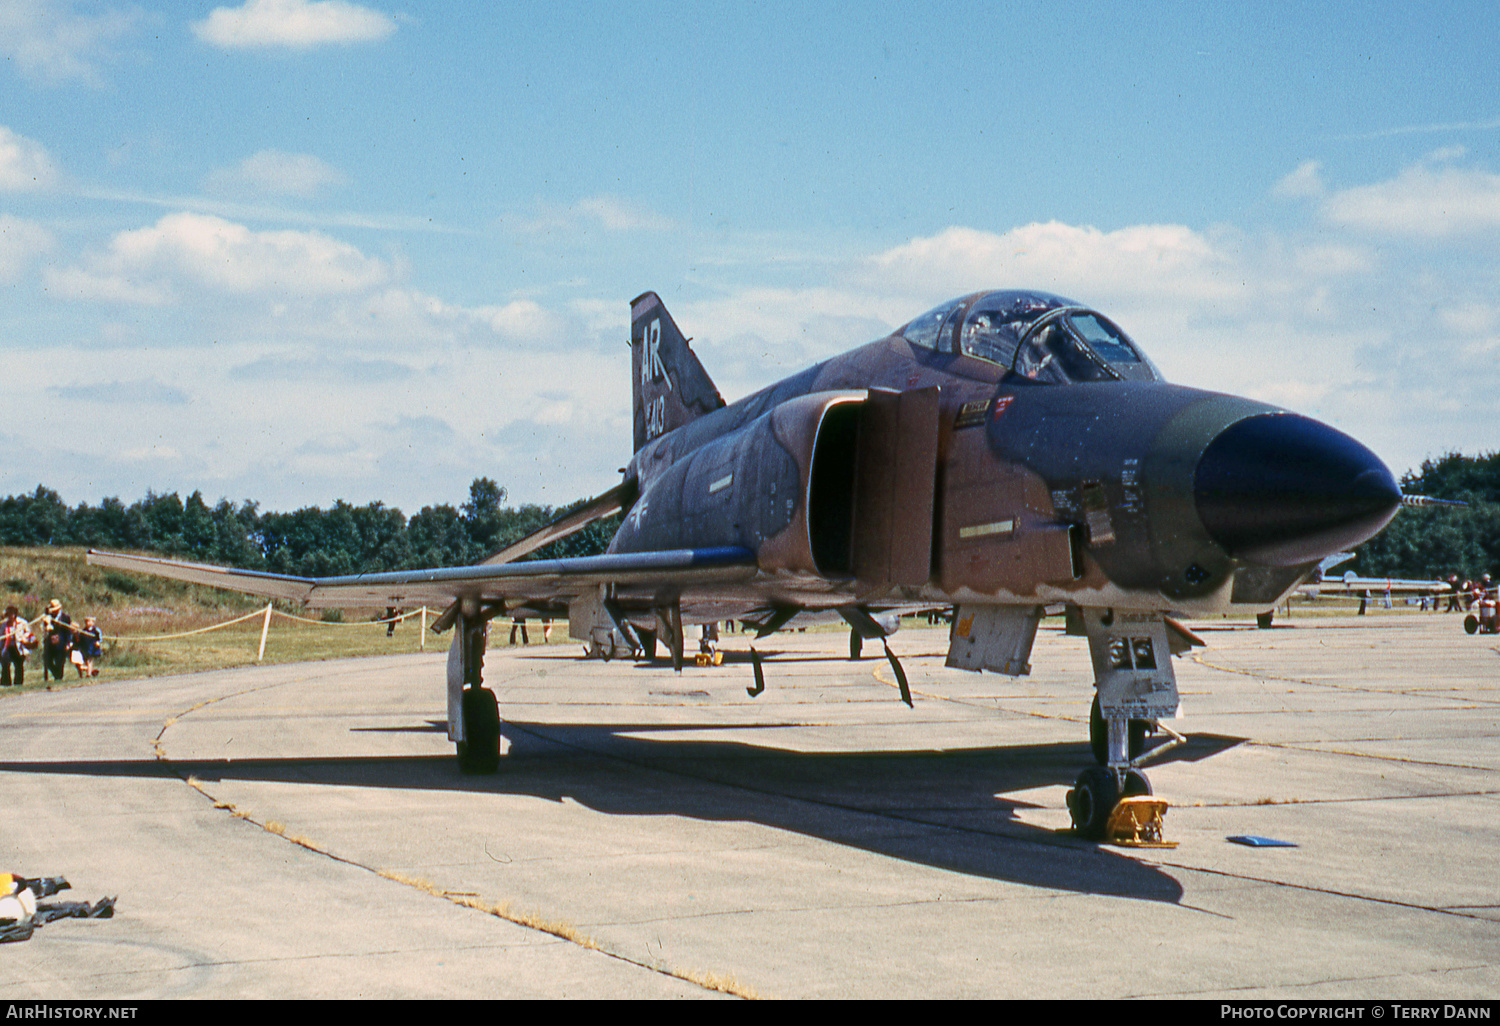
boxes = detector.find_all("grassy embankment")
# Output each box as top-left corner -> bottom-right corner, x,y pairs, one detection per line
0,547 -> 444,693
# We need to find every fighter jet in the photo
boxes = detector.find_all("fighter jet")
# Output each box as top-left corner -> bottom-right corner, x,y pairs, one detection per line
89,289 -> 1406,838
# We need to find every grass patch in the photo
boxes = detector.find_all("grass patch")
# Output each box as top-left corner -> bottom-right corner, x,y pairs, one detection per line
0,546 -> 443,693
102,572 -> 141,595
108,642 -> 166,669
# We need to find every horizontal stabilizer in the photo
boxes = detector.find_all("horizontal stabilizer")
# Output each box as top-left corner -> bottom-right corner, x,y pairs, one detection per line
482,481 -> 636,565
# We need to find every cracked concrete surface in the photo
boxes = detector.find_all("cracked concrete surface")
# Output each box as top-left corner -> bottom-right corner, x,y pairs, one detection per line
1,613 -> 1496,998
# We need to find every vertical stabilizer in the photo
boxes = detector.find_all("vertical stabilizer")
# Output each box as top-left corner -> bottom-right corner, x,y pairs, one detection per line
631,291 -> 725,451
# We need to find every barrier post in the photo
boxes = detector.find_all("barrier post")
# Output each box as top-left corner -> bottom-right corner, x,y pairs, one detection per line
420,606 -> 427,652
257,602 -> 273,661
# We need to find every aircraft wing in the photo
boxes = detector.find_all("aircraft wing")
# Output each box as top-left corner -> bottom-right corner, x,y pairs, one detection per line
86,546 -> 759,612
1305,571 -> 1449,594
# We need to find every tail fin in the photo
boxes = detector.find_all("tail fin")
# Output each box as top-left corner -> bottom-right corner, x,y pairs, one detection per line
631,291 -> 725,451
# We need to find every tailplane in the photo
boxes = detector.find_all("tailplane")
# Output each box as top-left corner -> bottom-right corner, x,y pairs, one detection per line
631,291 -> 724,451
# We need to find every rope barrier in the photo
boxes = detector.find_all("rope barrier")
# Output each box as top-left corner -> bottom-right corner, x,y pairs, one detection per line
95,606 -> 272,642
271,607 -> 424,627
64,604 -> 439,661
94,605 -> 432,642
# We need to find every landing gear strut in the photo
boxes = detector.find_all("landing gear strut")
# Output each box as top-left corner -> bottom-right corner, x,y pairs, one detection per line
1089,695 -> 1151,765
1068,608 -> 1182,840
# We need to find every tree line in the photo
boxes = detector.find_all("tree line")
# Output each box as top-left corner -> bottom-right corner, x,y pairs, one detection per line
0,478 -> 617,576
1352,452 -> 1500,582
0,451 -> 1495,583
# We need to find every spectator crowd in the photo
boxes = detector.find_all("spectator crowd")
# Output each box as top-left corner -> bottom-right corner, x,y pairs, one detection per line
0,599 -> 102,687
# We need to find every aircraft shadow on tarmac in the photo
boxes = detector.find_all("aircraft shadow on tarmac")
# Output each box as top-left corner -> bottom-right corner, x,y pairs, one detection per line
1,726 -> 1244,906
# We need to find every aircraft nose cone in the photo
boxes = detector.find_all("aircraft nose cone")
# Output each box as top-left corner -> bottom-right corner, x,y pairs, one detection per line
1194,413 -> 1402,566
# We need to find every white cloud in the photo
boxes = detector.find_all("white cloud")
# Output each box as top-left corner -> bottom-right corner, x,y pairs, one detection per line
0,125 -> 60,192
1321,161 -> 1500,238
51,379 -> 190,405
229,354 -> 412,382
1273,160 -> 1324,199
519,195 -> 676,235
0,0 -> 139,85
863,222 -> 1248,309
119,445 -> 182,463
0,214 -> 54,281
14,183 -> 1499,511
193,0 -> 397,50
1291,243 -> 1373,277
205,150 -> 348,199
1336,118 -> 1500,141
44,265 -> 173,306
1439,302 -> 1500,338
473,297 -> 578,344
574,195 -> 675,232
1424,145 -> 1467,164
47,211 -> 391,304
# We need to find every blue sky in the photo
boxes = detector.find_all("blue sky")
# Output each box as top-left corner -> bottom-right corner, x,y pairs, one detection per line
3,0 -> 1499,513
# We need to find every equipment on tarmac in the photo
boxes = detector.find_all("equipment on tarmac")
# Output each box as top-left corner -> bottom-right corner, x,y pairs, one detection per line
0,873 -> 115,943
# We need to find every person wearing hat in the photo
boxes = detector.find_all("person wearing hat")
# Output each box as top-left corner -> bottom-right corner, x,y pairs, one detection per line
0,606 -> 34,687
39,599 -> 73,683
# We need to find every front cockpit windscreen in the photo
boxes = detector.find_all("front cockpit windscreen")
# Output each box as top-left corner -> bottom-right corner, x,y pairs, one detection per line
1011,309 -> 1161,384
957,293 -> 1063,367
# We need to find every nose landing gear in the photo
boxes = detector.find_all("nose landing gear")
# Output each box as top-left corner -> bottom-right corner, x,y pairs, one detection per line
1068,609 -> 1187,841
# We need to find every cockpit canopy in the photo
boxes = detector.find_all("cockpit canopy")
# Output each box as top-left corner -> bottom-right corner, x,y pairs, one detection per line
899,290 -> 1161,384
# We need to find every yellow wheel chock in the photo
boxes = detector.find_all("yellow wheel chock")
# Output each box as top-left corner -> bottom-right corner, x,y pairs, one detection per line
1105,796 -> 1177,848
693,650 -> 724,667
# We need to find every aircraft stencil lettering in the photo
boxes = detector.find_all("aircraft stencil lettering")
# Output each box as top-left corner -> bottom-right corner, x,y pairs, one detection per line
90,287 -> 1412,838
641,318 -> 669,388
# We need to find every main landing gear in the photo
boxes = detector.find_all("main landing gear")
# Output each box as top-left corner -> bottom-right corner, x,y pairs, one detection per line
447,605 -> 502,775
458,683 -> 501,775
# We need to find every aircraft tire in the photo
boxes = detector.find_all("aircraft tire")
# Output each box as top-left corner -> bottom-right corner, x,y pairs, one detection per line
1122,769 -> 1152,797
457,686 -> 501,775
1465,615 -> 1479,635
849,630 -> 862,660
1256,611 -> 1275,629
1067,766 -> 1119,840
1089,695 -> 1150,765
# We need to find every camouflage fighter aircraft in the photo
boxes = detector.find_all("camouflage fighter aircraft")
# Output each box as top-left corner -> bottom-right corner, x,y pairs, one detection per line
89,289 -> 1407,838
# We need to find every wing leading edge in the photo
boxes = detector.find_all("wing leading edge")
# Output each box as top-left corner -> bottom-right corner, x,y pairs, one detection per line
86,546 -> 758,611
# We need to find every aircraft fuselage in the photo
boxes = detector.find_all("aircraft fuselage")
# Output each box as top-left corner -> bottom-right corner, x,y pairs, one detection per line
611,294 -> 1401,622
